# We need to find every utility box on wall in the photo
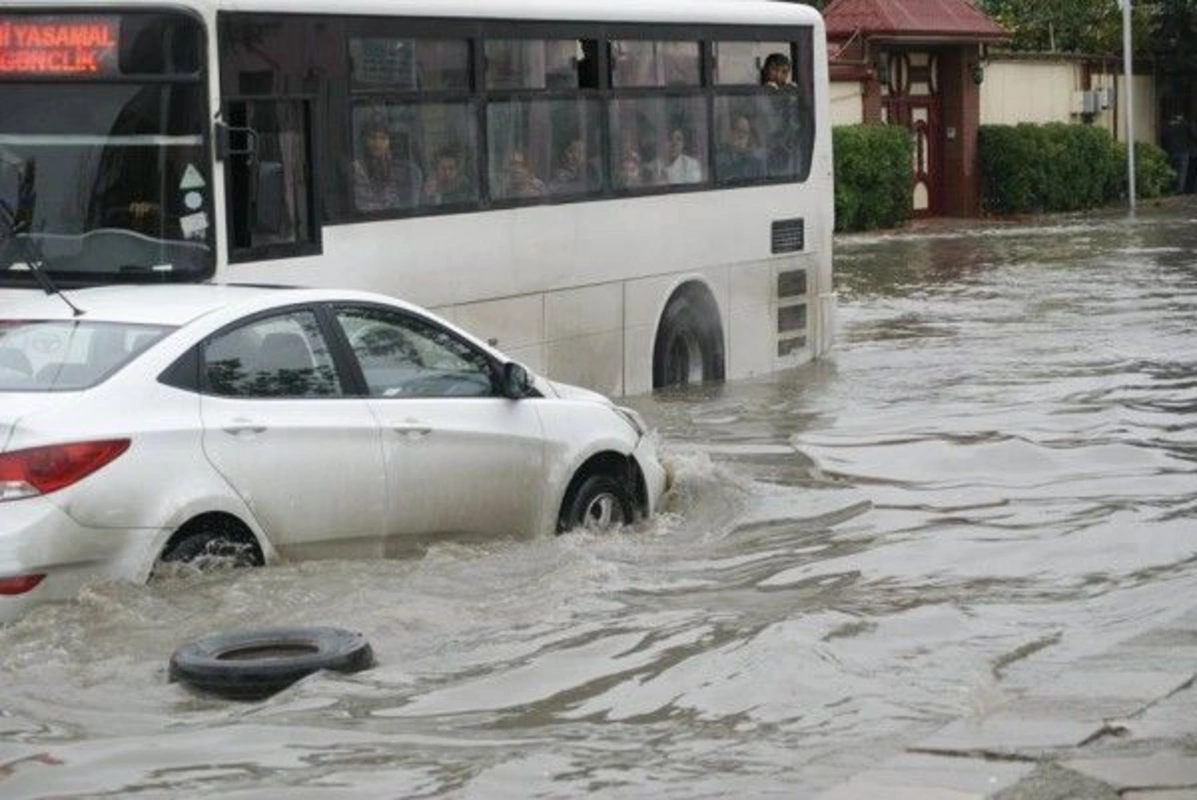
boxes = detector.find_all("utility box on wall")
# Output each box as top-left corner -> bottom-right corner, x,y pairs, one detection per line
1070,89 -> 1103,116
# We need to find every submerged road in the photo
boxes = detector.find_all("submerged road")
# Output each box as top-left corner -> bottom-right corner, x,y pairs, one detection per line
2,197 -> 1197,798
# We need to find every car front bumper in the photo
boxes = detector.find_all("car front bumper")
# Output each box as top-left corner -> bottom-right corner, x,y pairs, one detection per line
633,434 -> 669,518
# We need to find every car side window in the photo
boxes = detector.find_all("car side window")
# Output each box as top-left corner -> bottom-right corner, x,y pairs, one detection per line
203,310 -> 342,398
334,306 -> 496,398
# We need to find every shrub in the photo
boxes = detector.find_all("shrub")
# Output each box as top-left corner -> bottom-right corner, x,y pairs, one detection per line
833,124 -> 913,232
1110,140 -> 1175,199
979,123 -> 1172,214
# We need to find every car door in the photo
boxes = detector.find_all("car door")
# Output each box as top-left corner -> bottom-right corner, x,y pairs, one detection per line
198,307 -> 386,560
331,304 -> 546,545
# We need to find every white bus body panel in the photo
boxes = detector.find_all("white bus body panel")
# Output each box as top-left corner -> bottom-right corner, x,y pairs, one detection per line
0,0 -> 833,397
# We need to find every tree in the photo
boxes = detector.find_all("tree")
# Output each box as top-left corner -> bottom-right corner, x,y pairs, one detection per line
979,0 -> 1151,54
1145,0 -> 1197,116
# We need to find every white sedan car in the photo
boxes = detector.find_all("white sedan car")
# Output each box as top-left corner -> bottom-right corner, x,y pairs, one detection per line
0,284 -> 667,624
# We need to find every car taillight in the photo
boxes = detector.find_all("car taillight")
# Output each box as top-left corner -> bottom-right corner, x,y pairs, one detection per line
0,439 -> 130,501
0,574 -> 45,595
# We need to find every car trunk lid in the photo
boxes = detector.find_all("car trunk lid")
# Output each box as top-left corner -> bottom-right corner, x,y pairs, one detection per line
0,393 -> 78,452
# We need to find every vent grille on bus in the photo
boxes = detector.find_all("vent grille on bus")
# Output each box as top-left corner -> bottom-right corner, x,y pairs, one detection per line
777,269 -> 806,299
771,218 -> 805,253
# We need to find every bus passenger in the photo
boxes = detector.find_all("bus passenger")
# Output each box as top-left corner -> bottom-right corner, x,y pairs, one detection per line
761,53 -> 792,88
351,119 -> 422,212
500,149 -> 546,199
616,148 -> 646,189
550,136 -> 598,194
654,125 -> 703,185
423,145 -> 474,205
718,114 -> 765,181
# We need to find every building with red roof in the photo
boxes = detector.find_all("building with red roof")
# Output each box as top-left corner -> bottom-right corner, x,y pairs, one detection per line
823,0 -> 1009,216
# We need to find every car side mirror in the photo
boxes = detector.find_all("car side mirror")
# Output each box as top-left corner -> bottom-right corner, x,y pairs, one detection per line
500,362 -> 531,399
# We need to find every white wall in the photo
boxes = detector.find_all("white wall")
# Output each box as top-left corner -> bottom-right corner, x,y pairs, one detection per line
829,80 -> 864,125
981,60 -> 1077,124
981,58 -> 1157,144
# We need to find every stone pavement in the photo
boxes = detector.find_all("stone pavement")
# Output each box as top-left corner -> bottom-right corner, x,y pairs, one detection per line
814,609 -> 1197,799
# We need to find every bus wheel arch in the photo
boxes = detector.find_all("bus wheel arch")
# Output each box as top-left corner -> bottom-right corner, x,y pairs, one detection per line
653,281 -> 725,388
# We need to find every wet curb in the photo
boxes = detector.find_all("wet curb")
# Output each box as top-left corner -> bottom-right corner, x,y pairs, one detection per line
813,608 -> 1197,799
833,194 -> 1197,244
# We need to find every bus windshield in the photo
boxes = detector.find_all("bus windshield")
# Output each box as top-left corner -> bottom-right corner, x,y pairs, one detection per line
0,10 -> 213,284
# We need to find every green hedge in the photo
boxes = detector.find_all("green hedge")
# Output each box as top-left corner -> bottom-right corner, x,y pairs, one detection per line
833,124 -> 913,232
1113,140 -> 1175,200
979,123 -> 1174,214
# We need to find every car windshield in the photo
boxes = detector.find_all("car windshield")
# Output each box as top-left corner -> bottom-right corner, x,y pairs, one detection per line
0,319 -> 175,391
0,11 -> 213,285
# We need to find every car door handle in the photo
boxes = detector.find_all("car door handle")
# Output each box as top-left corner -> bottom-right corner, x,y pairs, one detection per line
391,424 -> 432,438
223,424 -> 267,437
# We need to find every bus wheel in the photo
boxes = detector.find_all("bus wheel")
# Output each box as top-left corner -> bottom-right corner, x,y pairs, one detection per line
653,287 -> 725,388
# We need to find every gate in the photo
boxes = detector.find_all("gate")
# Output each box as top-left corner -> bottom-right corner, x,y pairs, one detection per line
880,52 -> 942,217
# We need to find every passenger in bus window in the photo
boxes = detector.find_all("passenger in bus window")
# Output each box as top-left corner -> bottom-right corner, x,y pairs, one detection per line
616,148 -> 646,189
500,149 -> 547,199
761,53 -> 792,88
718,114 -> 766,181
652,125 -> 703,185
550,136 -> 598,194
423,145 -> 474,205
351,119 -> 422,212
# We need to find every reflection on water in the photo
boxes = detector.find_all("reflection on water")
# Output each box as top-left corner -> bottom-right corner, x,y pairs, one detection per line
3,198 -> 1197,798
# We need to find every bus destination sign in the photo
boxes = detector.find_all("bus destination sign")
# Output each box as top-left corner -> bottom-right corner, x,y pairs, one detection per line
0,16 -> 119,76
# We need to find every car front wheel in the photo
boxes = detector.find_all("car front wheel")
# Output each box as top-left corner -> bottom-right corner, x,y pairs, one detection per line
559,474 -> 635,534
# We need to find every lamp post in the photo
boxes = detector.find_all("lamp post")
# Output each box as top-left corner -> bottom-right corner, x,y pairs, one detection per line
1120,0 -> 1136,213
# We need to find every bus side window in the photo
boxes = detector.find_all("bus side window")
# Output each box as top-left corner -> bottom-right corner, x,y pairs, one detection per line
224,97 -> 321,261
487,98 -> 602,200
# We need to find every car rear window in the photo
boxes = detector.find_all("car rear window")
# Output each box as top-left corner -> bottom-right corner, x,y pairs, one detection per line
0,320 -> 175,391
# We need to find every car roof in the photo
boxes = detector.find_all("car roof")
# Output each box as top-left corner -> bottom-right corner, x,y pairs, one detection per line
0,284 -> 415,326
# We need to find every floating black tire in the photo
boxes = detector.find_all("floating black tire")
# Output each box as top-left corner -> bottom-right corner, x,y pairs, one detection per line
169,626 -> 375,700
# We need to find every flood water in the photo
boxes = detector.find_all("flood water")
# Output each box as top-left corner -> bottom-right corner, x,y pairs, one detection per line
3,198 -> 1197,799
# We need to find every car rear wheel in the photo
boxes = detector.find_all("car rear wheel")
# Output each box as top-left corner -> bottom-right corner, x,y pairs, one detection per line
155,517 -> 264,575
559,474 -> 635,534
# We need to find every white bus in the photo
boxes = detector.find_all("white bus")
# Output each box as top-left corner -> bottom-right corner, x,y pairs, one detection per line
0,0 -> 833,395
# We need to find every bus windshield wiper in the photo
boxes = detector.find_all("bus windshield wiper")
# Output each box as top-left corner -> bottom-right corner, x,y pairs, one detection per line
1,200 -> 85,317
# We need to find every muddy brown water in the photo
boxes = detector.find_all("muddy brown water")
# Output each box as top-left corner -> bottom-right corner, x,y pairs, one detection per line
3,198 -> 1196,799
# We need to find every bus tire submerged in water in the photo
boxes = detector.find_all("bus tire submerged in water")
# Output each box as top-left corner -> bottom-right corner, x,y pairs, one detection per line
169,627 -> 375,700
558,474 -> 636,533
653,287 -> 725,388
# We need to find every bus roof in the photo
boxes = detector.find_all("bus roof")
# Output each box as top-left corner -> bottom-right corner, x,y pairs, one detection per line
12,0 -> 824,28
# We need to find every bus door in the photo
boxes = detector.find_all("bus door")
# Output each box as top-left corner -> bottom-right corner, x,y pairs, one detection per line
218,95 -> 322,262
